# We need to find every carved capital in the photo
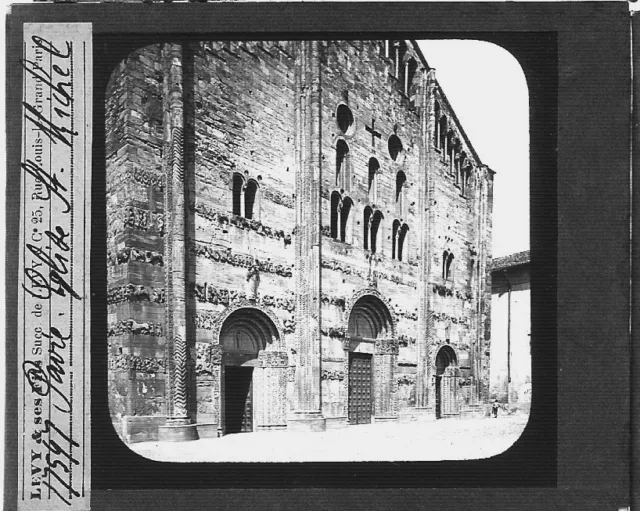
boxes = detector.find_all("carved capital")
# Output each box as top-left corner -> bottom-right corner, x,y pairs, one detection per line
258,350 -> 288,368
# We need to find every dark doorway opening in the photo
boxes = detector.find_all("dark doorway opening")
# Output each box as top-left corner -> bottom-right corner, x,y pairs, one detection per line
348,353 -> 373,425
224,366 -> 254,434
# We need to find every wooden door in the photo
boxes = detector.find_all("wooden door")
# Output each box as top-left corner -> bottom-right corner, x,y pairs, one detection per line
348,353 -> 373,425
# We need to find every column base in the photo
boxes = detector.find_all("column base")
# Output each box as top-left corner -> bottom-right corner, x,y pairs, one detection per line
287,412 -> 326,432
158,418 -> 200,442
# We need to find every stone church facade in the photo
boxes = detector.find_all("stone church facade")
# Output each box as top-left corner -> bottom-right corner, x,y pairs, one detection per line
106,40 -> 494,443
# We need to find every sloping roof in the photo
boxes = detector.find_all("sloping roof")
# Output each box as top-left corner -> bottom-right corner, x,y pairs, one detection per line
491,250 -> 530,272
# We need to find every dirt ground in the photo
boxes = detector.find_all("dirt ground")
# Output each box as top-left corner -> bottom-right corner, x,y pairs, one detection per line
128,412 -> 530,463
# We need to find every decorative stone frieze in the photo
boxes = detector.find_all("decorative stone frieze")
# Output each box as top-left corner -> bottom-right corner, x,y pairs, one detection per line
108,319 -> 164,337
107,284 -> 165,305
192,202 -> 292,241
321,369 -> 346,381
375,338 -> 399,356
191,242 -> 293,277
397,374 -> 416,386
259,351 -> 288,368
108,353 -> 165,373
108,206 -> 165,239
107,247 -> 164,267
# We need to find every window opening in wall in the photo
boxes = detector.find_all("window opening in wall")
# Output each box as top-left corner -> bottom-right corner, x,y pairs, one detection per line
368,158 -> 380,204
439,116 -> 448,153
395,170 -> 407,215
340,197 -> 353,243
392,220 -> 400,259
370,210 -> 384,254
232,173 -> 244,216
443,251 -> 454,280
389,135 -> 403,161
447,132 -> 455,173
398,223 -> 409,261
364,206 -> 373,250
337,104 -> 354,134
405,58 -> 418,95
331,191 -> 341,239
244,180 -> 258,219
336,139 -> 350,189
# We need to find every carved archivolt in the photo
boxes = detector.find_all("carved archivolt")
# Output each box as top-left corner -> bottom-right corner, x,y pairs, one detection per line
211,301 -> 285,344
343,287 -> 399,338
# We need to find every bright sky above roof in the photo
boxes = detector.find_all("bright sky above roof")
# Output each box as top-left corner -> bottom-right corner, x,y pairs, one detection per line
418,40 -> 530,259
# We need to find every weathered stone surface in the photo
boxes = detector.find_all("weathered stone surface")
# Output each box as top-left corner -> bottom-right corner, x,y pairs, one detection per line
106,39 -> 492,442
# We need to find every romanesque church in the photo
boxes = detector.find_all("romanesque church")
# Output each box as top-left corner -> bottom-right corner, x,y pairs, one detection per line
106,39 -> 494,442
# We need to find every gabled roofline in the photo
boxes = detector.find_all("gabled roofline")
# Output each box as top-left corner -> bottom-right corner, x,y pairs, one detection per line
407,39 -> 487,170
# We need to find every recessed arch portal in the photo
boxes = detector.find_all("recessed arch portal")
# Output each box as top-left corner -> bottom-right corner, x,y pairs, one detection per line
435,345 -> 460,419
347,294 -> 393,340
219,307 -> 280,434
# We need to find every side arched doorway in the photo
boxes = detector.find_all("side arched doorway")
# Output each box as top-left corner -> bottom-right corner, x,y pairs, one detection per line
435,345 -> 460,419
219,308 -> 282,434
345,294 -> 398,424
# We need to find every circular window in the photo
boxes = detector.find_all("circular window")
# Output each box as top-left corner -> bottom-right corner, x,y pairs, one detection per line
336,104 -> 354,134
388,135 -> 403,161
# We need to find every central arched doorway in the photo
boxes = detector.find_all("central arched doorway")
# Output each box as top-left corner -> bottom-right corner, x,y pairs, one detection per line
219,308 -> 279,434
346,294 -> 396,424
435,345 -> 459,419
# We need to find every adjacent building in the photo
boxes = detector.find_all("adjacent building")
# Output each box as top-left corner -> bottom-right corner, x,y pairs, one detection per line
490,250 -> 531,406
106,40 -> 494,442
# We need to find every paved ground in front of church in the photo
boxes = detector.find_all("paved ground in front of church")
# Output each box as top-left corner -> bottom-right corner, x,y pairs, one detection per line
128,412 -> 530,463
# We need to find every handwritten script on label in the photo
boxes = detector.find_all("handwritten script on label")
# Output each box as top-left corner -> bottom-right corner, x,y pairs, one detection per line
18,23 -> 92,511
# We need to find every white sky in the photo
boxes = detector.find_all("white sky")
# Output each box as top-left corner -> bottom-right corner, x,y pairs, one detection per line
418,40 -> 530,258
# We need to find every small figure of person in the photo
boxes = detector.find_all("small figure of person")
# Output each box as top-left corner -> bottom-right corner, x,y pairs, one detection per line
492,399 -> 499,418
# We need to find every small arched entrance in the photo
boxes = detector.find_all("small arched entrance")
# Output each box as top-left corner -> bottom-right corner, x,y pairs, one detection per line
219,308 -> 279,434
435,345 -> 459,419
346,294 -> 395,424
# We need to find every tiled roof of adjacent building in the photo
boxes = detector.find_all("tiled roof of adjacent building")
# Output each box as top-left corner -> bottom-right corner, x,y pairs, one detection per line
491,250 -> 530,272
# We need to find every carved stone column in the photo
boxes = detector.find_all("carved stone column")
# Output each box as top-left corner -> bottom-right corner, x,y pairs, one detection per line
158,42 -> 198,441
288,40 -> 326,432
374,338 -> 399,421
415,68 -> 437,420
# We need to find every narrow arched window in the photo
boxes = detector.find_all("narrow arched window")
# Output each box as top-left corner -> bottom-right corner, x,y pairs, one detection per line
395,171 -> 407,219
442,250 -> 449,279
340,197 -> 353,243
370,210 -> 383,254
460,151 -> 468,194
368,158 -> 380,204
392,219 -> 401,259
398,224 -> 409,261
405,58 -> 417,95
336,140 -> 350,190
232,173 -> 244,216
244,179 -> 258,219
439,117 -> 448,152
364,206 -> 373,250
330,191 -> 341,239
445,252 -> 454,280
388,135 -> 403,162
